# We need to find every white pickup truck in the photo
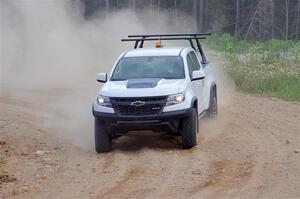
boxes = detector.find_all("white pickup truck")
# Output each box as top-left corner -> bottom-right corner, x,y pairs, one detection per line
92,33 -> 217,153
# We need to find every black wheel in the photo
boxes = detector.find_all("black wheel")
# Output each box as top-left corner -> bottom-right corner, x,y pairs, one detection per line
182,108 -> 197,149
95,119 -> 112,153
206,87 -> 218,118
111,134 -> 122,139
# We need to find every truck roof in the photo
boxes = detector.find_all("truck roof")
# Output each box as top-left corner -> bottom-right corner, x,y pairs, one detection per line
124,47 -> 186,57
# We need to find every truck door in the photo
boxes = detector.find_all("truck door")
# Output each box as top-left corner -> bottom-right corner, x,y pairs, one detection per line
187,51 -> 205,113
201,61 -> 213,110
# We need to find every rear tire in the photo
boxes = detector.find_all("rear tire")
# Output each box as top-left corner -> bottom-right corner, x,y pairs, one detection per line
182,108 -> 197,149
206,87 -> 218,118
95,119 -> 112,153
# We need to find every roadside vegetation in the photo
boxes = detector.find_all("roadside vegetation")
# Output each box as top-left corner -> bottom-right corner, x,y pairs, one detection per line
204,34 -> 300,102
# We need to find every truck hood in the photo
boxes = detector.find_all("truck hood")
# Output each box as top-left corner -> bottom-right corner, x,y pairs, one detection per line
100,78 -> 185,97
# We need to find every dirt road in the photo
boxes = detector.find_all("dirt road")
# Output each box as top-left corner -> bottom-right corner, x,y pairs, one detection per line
1,89 -> 300,199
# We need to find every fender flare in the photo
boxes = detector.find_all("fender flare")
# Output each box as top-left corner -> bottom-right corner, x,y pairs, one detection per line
190,96 -> 199,133
191,96 -> 197,108
210,82 -> 217,97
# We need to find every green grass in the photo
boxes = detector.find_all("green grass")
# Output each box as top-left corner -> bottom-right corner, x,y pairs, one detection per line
204,34 -> 300,102
237,75 -> 300,101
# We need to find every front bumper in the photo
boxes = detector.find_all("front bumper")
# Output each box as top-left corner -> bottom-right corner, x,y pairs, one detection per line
92,108 -> 193,134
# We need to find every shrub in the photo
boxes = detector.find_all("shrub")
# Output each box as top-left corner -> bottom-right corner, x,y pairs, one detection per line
204,34 -> 300,101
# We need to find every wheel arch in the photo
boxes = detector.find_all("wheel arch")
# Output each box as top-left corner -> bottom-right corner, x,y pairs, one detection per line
191,96 -> 198,109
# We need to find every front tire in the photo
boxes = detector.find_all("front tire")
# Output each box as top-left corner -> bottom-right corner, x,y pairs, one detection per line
95,119 -> 112,153
182,108 -> 197,149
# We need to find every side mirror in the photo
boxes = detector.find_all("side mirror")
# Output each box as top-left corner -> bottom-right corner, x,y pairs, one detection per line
97,73 -> 107,83
191,70 -> 205,81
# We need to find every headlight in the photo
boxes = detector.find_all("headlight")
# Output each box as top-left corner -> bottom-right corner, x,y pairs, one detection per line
96,96 -> 112,107
166,93 -> 185,106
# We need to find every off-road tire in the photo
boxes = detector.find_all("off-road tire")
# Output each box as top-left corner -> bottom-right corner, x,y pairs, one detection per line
95,119 -> 112,153
206,87 -> 218,118
111,134 -> 122,139
182,108 -> 197,149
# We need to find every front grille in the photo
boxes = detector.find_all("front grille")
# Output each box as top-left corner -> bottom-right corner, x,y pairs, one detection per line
110,96 -> 167,115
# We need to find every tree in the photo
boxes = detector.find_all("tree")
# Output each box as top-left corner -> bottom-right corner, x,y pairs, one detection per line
296,0 -> 300,40
131,0 -> 136,12
80,0 -> 299,41
105,0 -> 109,17
235,0 -> 240,39
245,0 -> 274,41
285,0 -> 289,40
193,0 -> 197,31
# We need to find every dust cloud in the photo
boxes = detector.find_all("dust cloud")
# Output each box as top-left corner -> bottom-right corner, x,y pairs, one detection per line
200,51 -> 236,142
0,0 -> 234,150
0,0 -> 189,149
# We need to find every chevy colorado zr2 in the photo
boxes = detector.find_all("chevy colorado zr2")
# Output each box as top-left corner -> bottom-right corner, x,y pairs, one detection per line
92,33 -> 217,153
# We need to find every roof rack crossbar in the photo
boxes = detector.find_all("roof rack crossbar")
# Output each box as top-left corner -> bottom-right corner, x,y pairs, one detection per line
121,33 -> 211,62
122,36 -> 205,50
121,36 -> 206,42
128,33 -> 211,38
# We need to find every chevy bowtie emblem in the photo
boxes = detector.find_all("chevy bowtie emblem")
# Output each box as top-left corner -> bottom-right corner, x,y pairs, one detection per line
131,101 -> 145,106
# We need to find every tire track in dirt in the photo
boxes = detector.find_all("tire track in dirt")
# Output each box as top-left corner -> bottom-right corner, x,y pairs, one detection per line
1,92 -> 300,198
95,141 -> 185,199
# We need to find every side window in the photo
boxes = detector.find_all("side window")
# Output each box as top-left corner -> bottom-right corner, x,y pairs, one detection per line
186,51 -> 201,78
186,53 -> 194,78
190,51 -> 201,70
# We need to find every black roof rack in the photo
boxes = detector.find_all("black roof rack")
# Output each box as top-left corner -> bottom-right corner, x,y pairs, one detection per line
128,33 -> 211,38
121,33 -> 211,63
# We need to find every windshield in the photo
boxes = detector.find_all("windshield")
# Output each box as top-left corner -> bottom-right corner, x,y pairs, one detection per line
111,56 -> 185,81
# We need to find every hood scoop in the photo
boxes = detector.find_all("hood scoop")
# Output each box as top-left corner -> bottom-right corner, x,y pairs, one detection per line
127,78 -> 161,89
